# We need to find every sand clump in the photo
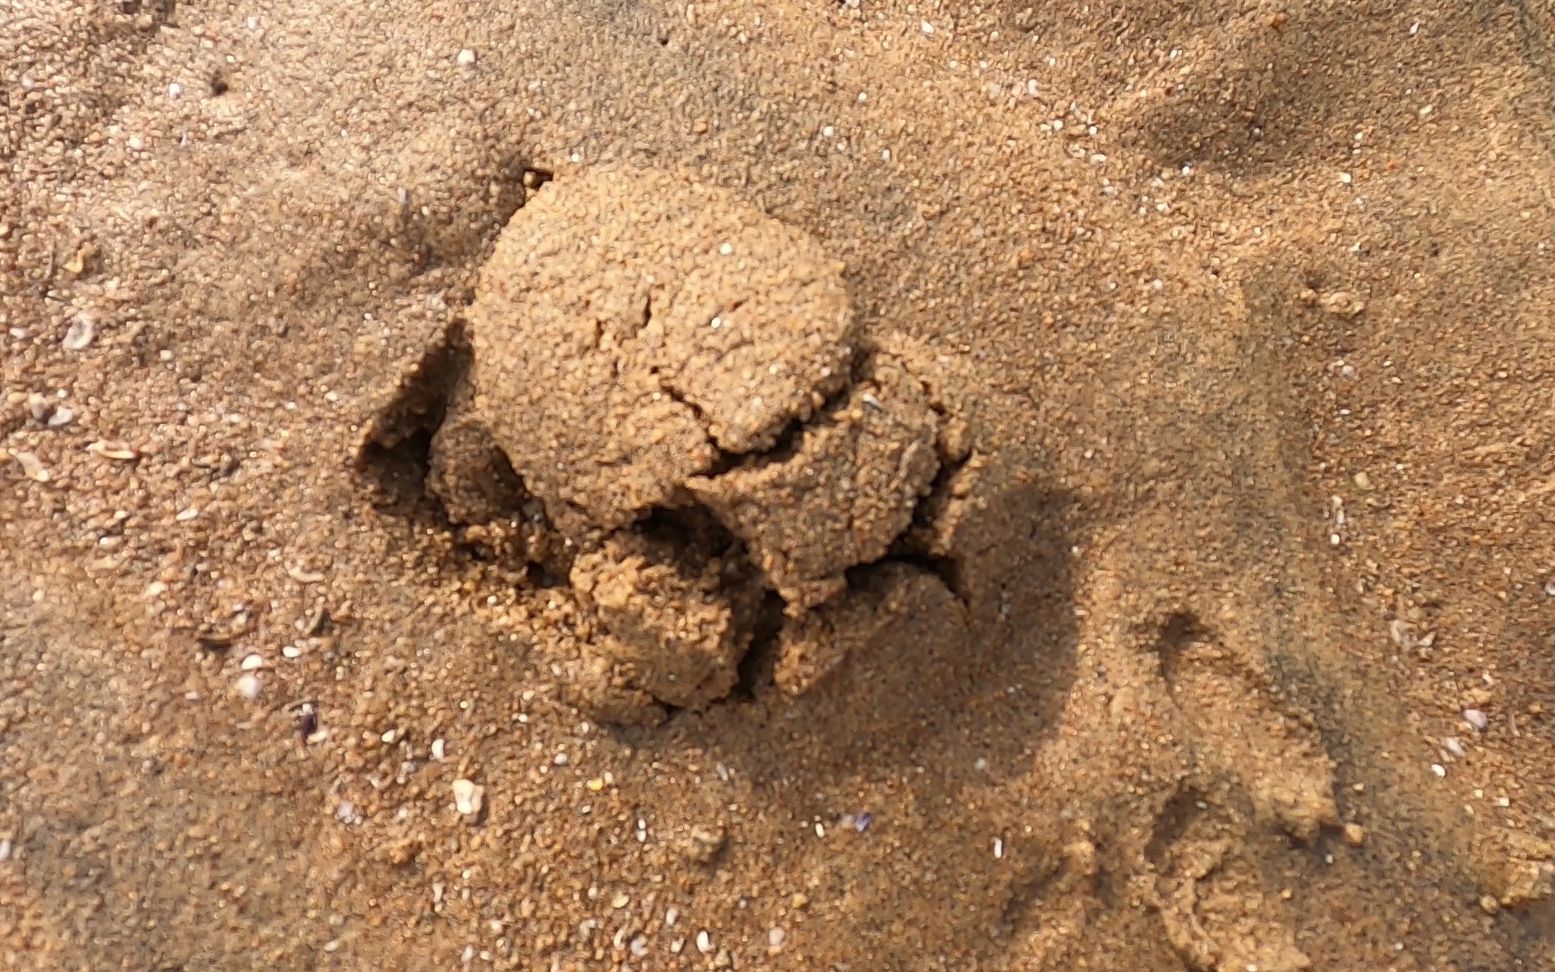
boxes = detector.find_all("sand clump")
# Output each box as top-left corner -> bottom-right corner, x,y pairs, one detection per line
377,167 -> 988,719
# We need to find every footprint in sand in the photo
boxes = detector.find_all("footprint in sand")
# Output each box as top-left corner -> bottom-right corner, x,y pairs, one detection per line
1144,610 -> 1341,972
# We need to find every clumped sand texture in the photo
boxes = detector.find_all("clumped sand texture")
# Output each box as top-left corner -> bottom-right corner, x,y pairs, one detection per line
427,167 -> 984,717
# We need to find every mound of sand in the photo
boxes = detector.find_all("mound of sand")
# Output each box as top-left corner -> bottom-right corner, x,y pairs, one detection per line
396,167 -> 991,718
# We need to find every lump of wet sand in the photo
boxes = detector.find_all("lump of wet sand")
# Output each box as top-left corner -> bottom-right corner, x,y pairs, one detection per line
373,166 -> 995,722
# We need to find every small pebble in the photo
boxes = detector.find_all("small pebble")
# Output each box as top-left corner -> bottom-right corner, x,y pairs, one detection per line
240,653 -> 264,671
682,823 -> 726,863
1444,736 -> 1467,759
46,406 -> 75,429
695,930 -> 712,954
993,836 -> 1005,859
1343,823 -> 1367,846
1431,763 -> 1447,778
86,441 -> 140,461
295,703 -> 318,739
1463,708 -> 1489,731
281,644 -> 302,659
456,48 -> 477,66
610,892 -> 630,909
665,906 -> 679,927
629,936 -> 649,958
431,738 -> 446,760
767,927 -> 786,948
0,838 -> 11,862
8,450 -> 50,483
234,673 -> 261,700
451,778 -> 485,817
1480,894 -> 1501,915
62,314 -> 96,350
334,801 -> 360,825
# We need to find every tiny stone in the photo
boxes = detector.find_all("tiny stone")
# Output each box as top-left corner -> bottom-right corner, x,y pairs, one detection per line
789,892 -> 809,910
46,406 -> 75,429
665,906 -> 679,927
696,930 -> 712,954
1463,708 -> 1489,731
9,450 -> 49,483
386,838 -> 420,866
1444,736 -> 1467,758
1343,823 -> 1367,846
240,653 -> 264,671
629,936 -> 649,958
1431,763 -> 1447,778
456,48 -> 477,66
451,778 -> 485,817
0,839 -> 10,862
281,644 -> 302,659
62,314 -> 96,350
611,892 -> 630,909
1480,894 -> 1501,915
334,801 -> 360,825
768,927 -> 786,948
1352,471 -> 1372,490
431,738 -> 446,760
682,823 -> 726,863
234,673 -> 261,700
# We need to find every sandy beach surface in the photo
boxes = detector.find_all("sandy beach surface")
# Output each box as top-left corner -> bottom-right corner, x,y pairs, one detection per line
4,1 -> 1555,969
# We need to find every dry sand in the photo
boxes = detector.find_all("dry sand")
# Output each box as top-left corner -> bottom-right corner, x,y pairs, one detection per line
4,0 -> 1555,969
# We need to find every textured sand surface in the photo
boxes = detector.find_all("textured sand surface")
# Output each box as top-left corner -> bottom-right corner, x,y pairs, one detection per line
4,1 -> 1555,969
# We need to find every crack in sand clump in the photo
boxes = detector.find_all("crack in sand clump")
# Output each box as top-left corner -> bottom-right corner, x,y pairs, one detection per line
364,167 -> 995,722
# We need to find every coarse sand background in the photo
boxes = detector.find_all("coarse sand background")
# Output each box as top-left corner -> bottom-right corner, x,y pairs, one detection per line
4,0 -> 1555,969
